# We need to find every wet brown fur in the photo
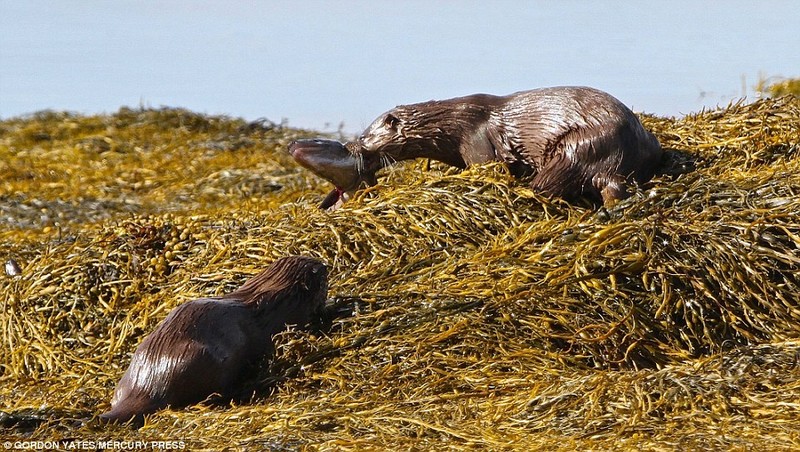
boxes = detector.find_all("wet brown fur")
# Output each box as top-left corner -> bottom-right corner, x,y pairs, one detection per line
357,86 -> 663,204
100,256 -> 327,426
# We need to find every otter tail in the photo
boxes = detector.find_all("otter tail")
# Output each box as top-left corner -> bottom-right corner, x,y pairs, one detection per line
99,398 -> 157,428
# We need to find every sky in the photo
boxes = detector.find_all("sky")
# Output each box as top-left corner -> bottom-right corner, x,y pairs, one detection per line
1,1 -> 798,134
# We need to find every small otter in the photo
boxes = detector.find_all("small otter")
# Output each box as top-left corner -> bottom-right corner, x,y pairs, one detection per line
100,256 -> 327,425
292,86 -> 662,206
289,139 -> 377,209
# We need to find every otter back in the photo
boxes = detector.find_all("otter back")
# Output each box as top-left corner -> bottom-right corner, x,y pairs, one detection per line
100,256 -> 327,426
355,86 -> 663,204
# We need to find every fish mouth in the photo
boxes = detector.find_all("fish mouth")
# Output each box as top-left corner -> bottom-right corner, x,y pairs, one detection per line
289,139 -> 382,209
288,139 -> 342,163
289,139 -> 361,187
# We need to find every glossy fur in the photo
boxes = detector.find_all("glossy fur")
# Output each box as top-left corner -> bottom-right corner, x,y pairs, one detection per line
358,86 -> 663,204
100,256 -> 327,425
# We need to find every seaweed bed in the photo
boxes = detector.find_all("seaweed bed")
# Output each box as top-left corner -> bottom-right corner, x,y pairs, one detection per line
0,93 -> 799,450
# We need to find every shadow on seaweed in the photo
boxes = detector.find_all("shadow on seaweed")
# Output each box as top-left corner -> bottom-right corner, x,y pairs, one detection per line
656,148 -> 698,179
0,408 -> 89,437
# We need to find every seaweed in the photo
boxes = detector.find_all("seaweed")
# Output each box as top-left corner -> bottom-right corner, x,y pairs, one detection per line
1,92 -> 799,449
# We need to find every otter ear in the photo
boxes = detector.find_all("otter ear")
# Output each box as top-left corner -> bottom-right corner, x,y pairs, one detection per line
383,114 -> 399,131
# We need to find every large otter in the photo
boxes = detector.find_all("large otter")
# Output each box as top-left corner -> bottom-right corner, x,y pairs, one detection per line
291,86 -> 662,206
100,256 -> 327,425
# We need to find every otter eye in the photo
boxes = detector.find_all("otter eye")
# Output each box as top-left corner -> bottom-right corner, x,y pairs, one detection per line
384,114 -> 399,130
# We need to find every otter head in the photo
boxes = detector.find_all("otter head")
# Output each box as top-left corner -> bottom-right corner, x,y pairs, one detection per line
289,139 -> 380,209
229,256 -> 328,322
358,107 -> 427,159
358,103 -> 466,168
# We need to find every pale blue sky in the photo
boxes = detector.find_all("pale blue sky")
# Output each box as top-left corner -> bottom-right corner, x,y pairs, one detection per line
1,1 -> 798,133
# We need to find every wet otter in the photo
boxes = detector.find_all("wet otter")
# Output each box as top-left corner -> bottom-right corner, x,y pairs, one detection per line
100,256 -> 327,425
292,86 -> 662,206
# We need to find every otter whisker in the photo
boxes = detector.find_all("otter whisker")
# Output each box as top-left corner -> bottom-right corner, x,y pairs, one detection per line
381,152 -> 397,169
354,153 -> 359,174
379,152 -> 400,179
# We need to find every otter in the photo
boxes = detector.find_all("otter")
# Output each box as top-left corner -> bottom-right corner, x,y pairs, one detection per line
100,256 -> 327,425
291,86 -> 662,206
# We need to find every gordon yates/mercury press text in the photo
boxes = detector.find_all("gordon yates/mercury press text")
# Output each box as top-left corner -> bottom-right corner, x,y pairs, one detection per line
3,440 -> 187,450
